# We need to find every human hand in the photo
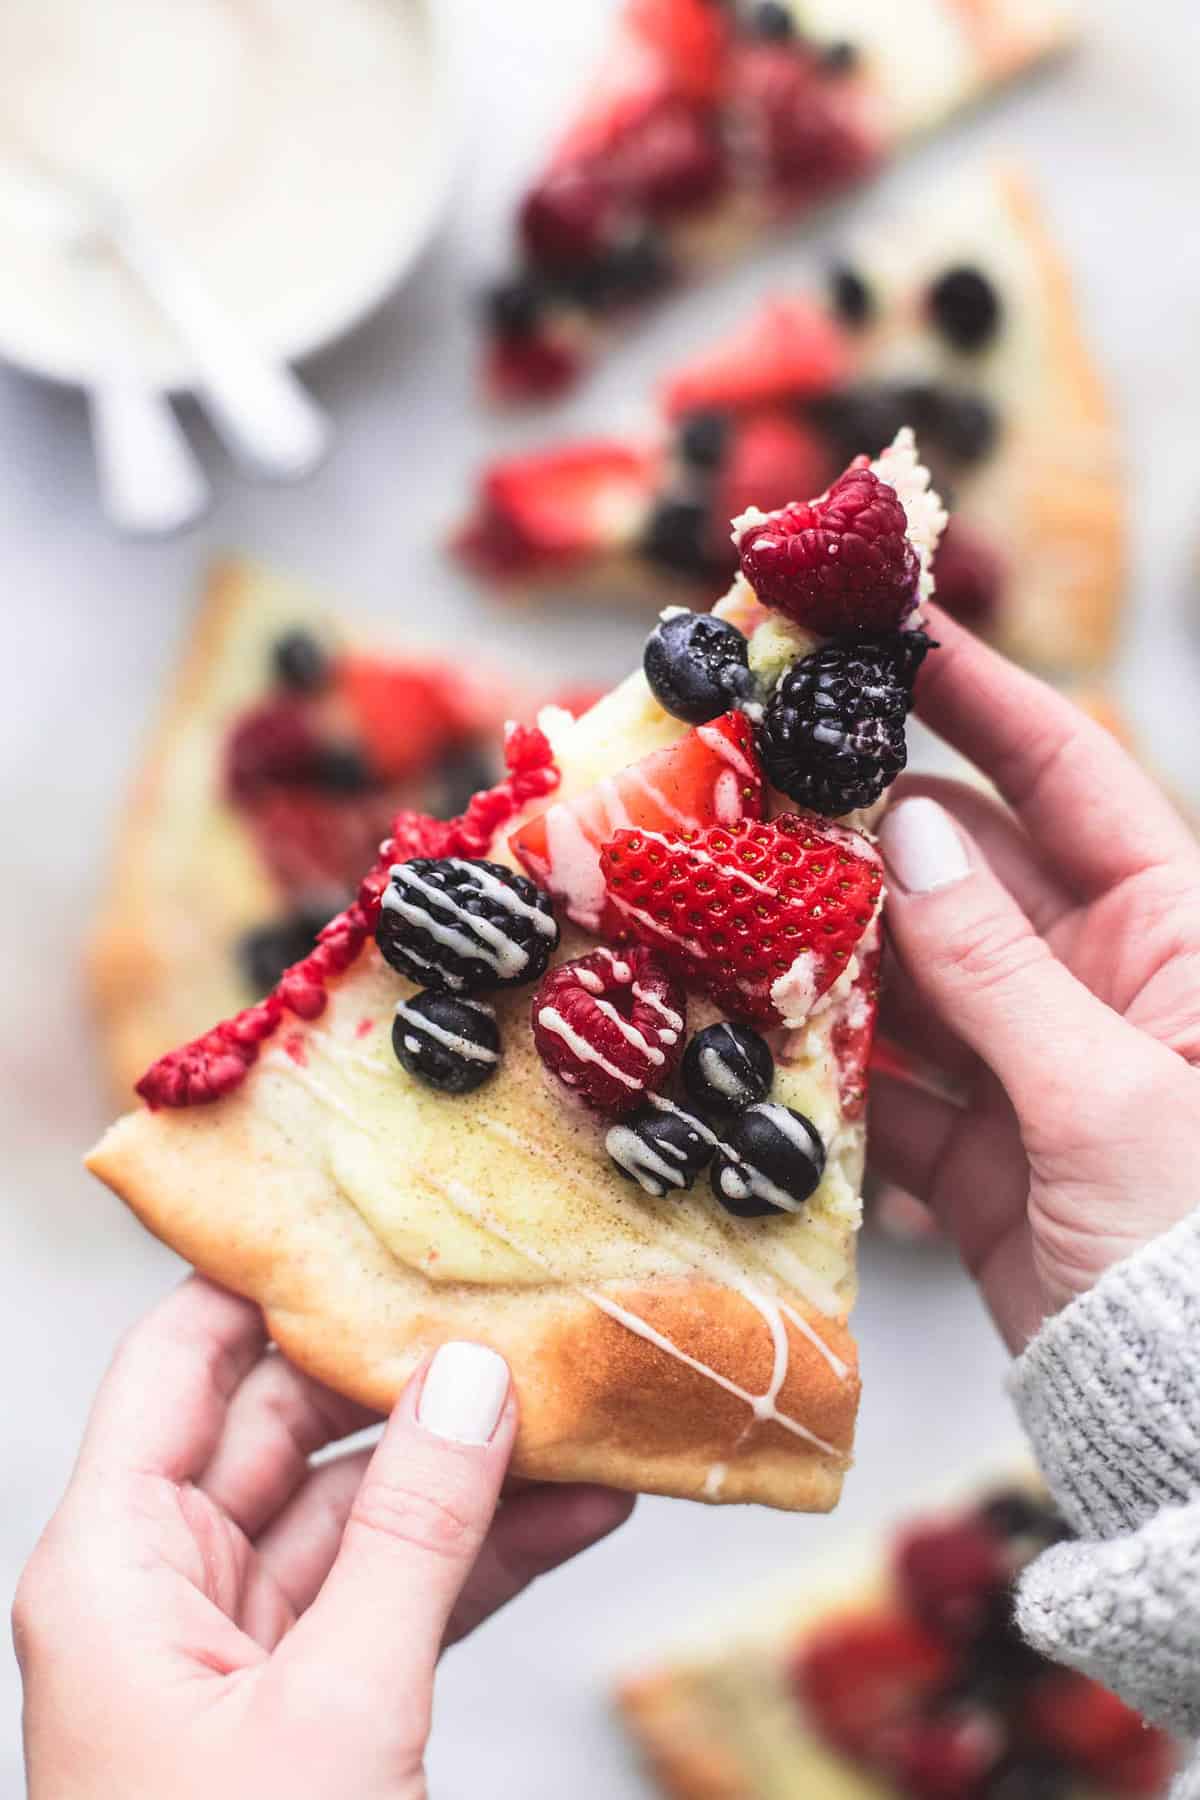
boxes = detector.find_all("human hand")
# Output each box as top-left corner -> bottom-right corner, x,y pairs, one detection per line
870,609 -> 1200,1351
14,1278 -> 633,1800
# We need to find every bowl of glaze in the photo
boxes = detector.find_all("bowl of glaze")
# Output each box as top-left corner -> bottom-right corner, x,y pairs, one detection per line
0,0 -> 457,389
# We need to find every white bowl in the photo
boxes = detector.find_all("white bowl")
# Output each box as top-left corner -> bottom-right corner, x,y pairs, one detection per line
0,0 -> 457,390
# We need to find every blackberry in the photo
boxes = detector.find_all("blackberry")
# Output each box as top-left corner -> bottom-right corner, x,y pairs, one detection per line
272,629 -> 331,694
980,1489 -> 1073,1549
433,745 -> 495,818
828,263 -> 872,328
983,1759 -> 1069,1800
641,495 -> 714,576
237,905 -> 334,996
712,1102 -> 825,1216
759,632 -> 934,815
820,39 -> 858,72
682,1022 -> 773,1124
929,264 -> 1002,353
312,743 -> 374,793
809,381 -> 924,463
751,1 -> 795,40
933,389 -> 999,464
606,1099 -> 716,1198
376,857 -> 559,993
486,275 -> 545,339
677,409 -> 729,470
562,230 -> 672,310
392,990 -> 501,1094
643,610 -> 752,722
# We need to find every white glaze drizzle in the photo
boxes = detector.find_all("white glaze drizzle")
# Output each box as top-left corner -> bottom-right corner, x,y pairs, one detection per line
703,1462 -> 728,1498
623,827 -> 776,899
632,983 -> 684,1035
382,861 -> 552,984
590,998 -> 666,1065
536,1007 -> 643,1091
696,723 -> 757,782
606,1120 -> 691,1195
394,999 -> 498,1064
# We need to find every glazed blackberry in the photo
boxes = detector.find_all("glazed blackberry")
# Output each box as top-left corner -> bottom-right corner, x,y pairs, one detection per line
682,1022 -> 773,1124
829,263 -> 872,328
376,857 -> 559,993
237,905 -> 333,996
606,1099 -> 716,1198
392,991 -> 501,1094
272,629 -> 331,694
929,264 -> 1002,353
643,610 -> 752,722
712,1102 -> 825,1216
677,409 -> 729,470
759,632 -> 933,815
641,495 -> 713,576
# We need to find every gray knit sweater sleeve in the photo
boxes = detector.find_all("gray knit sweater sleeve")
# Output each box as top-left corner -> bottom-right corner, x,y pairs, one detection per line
1009,1208 -> 1200,1787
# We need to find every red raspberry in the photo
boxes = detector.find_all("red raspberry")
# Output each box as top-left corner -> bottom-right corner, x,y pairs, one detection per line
793,1614 -> 953,1757
226,701 -> 317,801
932,519 -> 1006,628
879,1710 -> 1003,1799
894,1519 -> 1010,1644
738,463 -> 920,634
715,412 -> 834,548
520,165 -> 619,269
735,44 -> 876,203
136,997 -> 282,1108
611,97 -> 727,215
532,947 -> 686,1114
599,814 -> 882,1027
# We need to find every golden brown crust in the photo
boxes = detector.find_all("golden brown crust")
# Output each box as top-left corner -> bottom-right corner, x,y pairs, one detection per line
618,1674 -> 752,1800
87,1081 -> 859,1510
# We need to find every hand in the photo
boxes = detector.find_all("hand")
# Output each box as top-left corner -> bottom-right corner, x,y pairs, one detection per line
870,609 -> 1200,1351
14,1278 -> 633,1800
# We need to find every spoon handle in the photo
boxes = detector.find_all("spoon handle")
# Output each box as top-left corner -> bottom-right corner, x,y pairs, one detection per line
89,381 -> 210,537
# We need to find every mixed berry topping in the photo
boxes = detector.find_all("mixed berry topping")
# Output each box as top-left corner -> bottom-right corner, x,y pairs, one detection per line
376,857 -> 559,994
711,1100 -> 826,1215
599,814 -> 883,1028
391,991 -> 501,1095
794,1490 -> 1172,1800
532,946 -> 686,1114
643,611 -> 753,722
606,1096 -> 716,1196
928,264 -> 1002,354
681,1020 -> 774,1124
760,632 -> 933,816
737,464 -> 921,636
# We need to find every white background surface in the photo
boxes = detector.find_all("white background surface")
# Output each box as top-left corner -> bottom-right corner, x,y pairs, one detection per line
3,1 -> 1200,1793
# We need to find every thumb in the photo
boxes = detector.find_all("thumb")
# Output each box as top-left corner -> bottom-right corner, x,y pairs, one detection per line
280,1342 -> 514,1698
878,796 -> 1124,1120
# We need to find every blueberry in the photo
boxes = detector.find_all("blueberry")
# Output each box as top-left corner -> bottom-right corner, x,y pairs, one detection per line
929,264 -> 1002,353
711,1102 -> 825,1216
677,409 -> 729,471
931,389 -> 999,464
751,1 -> 795,40
643,610 -> 752,723
312,743 -> 374,793
606,1100 -> 716,1197
272,630 -> 331,694
392,991 -> 501,1094
641,496 -> 714,577
237,905 -> 334,995
682,1022 -> 773,1123
820,39 -> 858,72
829,263 -> 872,328
486,276 -> 545,338
808,382 -> 915,463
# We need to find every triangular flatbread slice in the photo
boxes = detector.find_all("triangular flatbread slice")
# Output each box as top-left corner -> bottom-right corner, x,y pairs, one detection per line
463,167 -> 1120,677
89,435 -> 945,1511
480,0 -> 1074,399
90,559 -> 509,1097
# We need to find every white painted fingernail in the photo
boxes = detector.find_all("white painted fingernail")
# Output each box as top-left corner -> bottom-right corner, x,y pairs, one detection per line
880,798 -> 971,895
418,1343 -> 509,1445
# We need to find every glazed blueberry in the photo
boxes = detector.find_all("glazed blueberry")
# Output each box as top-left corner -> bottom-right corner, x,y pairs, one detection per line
677,409 -> 729,470
313,743 -> 374,793
641,495 -> 714,576
272,629 -> 331,694
751,1 -> 795,40
829,263 -> 872,328
392,990 -> 501,1094
682,1022 -> 773,1123
606,1099 -> 716,1198
237,905 -> 334,995
711,1102 -> 825,1216
376,857 -> 559,993
486,275 -> 545,338
929,264 -> 1002,353
643,610 -> 752,722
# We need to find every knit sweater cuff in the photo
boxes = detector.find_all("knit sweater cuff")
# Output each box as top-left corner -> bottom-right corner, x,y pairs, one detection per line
1011,1207 -> 1200,1537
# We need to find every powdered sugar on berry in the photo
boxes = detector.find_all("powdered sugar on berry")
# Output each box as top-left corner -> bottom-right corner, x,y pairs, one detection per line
871,427 -> 947,604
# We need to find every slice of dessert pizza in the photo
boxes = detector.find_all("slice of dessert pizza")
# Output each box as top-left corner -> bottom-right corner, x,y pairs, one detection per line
619,1478 -> 1176,1798
480,0 -> 1074,401
90,559 -> 511,1097
462,168 -> 1120,676
88,432 -> 943,1510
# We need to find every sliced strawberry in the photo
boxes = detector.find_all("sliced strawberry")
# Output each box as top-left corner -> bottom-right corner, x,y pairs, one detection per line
793,1613 -> 953,1757
1026,1672 -> 1158,1775
714,411 -> 835,540
599,813 -> 882,1027
628,0 -> 731,102
338,658 -> 465,783
1106,1729 -> 1176,1797
455,441 -> 660,579
510,711 -> 762,933
662,297 -> 850,418
832,941 -> 880,1120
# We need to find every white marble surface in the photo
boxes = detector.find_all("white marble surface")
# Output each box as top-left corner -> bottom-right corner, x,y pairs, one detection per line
3,1 -> 1200,1792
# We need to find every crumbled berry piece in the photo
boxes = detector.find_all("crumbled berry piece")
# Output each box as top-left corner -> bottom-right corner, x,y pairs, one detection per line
600,813 -> 882,1026
929,264 -> 1002,353
737,463 -> 920,634
533,947 -> 686,1114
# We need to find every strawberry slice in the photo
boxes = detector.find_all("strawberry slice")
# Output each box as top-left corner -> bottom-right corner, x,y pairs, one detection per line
831,942 -> 880,1120
338,658 -> 471,783
714,411 -> 835,538
1026,1672 -> 1162,1776
662,297 -> 850,418
792,1614 -> 953,1757
455,442 -> 660,580
599,813 -> 882,1027
629,0 -> 731,102
510,711 -> 762,933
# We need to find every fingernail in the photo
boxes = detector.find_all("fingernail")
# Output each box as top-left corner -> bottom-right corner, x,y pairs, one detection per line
880,798 -> 971,895
418,1342 -> 510,1445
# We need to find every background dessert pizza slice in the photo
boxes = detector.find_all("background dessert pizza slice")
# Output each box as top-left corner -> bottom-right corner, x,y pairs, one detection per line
462,167 -> 1121,678
481,0 -> 1075,401
87,435 -> 941,1512
89,559 -> 510,1098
